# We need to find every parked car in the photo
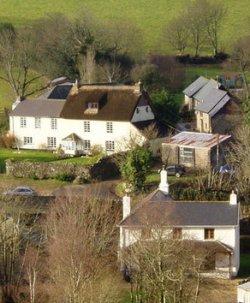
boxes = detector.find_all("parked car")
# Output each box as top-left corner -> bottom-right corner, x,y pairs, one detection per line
166,165 -> 185,177
3,186 -> 38,196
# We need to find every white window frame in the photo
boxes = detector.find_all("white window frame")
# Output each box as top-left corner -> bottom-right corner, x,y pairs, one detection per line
47,137 -> 56,149
23,137 -> 33,145
51,118 -> 57,130
105,140 -> 115,152
106,122 -> 113,133
83,140 -> 91,150
20,117 -> 27,128
35,117 -> 41,129
84,121 -> 90,132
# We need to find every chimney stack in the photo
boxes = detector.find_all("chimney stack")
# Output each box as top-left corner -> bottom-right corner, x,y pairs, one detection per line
122,195 -> 131,219
230,190 -> 237,205
134,80 -> 142,94
12,96 -> 21,110
159,166 -> 169,195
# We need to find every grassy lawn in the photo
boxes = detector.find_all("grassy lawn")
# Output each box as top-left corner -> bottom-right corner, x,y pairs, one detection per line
0,148 -> 60,172
54,154 -> 101,166
0,148 -> 100,173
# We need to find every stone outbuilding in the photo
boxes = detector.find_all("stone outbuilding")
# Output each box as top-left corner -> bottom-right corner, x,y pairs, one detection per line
162,131 -> 231,169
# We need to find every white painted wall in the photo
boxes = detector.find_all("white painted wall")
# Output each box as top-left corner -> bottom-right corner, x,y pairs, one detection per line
120,224 -> 239,276
9,116 -> 146,153
238,287 -> 250,303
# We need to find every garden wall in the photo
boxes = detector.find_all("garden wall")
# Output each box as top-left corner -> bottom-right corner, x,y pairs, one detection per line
5,156 -> 120,181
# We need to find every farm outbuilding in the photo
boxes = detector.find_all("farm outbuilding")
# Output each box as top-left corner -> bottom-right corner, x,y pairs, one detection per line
162,131 -> 231,169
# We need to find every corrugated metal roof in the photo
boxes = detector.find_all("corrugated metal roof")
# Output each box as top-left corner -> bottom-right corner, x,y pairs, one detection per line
183,76 -> 209,97
164,131 -> 231,148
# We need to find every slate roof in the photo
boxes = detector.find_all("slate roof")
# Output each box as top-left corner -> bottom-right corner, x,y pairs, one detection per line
183,76 -> 209,97
164,131 -> 231,148
37,82 -> 73,100
60,85 -> 149,121
184,76 -> 232,117
119,189 -> 239,227
10,99 -> 65,118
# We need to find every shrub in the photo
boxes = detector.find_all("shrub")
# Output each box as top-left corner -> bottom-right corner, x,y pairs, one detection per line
90,144 -> 103,156
0,133 -> 17,148
55,173 -> 75,182
120,146 -> 152,191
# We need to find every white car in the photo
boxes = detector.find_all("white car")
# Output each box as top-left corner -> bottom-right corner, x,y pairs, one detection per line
3,186 -> 38,196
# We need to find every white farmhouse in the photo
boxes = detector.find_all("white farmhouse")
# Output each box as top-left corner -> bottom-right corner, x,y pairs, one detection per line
118,168 -> 240,278
9,81 -> 162,155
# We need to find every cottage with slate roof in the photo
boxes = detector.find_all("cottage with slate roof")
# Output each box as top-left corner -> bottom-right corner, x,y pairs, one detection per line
9,80 -> 162,155
183,76 -> 240,133
118,168 -> 240,278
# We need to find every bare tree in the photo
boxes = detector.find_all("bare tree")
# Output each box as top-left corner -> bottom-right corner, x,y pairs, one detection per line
164,16 -> 189,55
228,124 -> 250,202
121,229 -> 207,303
232,35 -> 250,101
0,27 -> 45,100
186,1 -> 207,57
203,0 -> 227,56
46,196 -> 121,303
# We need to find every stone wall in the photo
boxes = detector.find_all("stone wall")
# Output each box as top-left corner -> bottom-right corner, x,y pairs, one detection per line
5,159 -> 91,180
5,156 -> 120,181
161,143 -> 211,168
195,147 -> 210,168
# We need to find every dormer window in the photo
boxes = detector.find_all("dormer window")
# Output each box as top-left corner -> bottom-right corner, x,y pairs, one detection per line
136,108 -> 140,114
88,102 -> 98,109
146,106 -> 149,112
85,102 -> 99,114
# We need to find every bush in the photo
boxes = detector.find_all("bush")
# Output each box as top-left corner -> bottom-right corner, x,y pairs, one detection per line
90,144 -> 103,156
176,53 -> 229,65
55,173 -> 75,182
91,155 -> 120,181
0,133 -> 17,148
120,146 -> 152,190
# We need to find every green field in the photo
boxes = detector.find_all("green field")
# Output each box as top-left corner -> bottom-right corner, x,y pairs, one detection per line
1,0 -> 249,53
0,1 -> 249,111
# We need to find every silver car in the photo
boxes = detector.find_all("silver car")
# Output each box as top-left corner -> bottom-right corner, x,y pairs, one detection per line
3,186 -> 38,196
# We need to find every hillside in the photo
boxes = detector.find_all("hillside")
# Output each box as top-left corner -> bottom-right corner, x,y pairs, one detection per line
0,0 -> 249,110
1,0 -> 249,53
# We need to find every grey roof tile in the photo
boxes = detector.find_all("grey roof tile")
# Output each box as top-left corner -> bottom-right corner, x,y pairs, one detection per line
183,76 -> 209,97
10,99 -> 65,117
119,189 -> 239,227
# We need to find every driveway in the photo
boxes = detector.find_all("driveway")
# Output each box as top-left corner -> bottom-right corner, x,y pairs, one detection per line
52,180 -> 119,200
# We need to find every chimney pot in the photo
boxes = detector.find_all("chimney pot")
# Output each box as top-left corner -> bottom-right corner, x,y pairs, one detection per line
134,80 -> 142,93
159,166 -> 169,195
230,190 -> 237,205
122,195 -> 131,219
